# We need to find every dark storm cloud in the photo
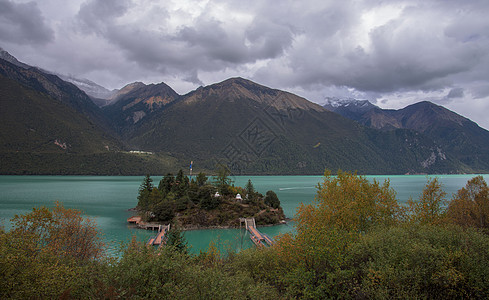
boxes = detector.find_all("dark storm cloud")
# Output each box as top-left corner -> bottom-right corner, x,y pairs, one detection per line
258,0 -> 489,95
0,0 -> 54,44
73,0 -> 294,84
447,88 -> 464,99
77,0 -> 130,32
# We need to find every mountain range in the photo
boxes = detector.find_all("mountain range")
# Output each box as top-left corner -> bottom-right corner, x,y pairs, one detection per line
325,98 -> 489,172
1,48 -> 488,175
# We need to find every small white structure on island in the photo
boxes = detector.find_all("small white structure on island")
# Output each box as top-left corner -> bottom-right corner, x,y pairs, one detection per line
214,191 -> 221,198
236,193 -> 242,202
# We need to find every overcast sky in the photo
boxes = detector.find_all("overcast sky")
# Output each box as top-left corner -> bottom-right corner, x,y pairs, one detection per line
1,0 -> 489,129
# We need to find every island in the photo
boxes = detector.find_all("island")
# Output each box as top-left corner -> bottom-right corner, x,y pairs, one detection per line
129,167 -> 286,231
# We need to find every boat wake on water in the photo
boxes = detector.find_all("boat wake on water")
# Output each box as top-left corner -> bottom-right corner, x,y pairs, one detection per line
279,187 -> 315,191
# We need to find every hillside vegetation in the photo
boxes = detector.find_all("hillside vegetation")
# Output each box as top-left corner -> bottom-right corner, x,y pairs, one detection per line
3,53 -> 489,175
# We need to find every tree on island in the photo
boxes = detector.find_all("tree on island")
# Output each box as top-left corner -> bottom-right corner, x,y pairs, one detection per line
158,173 -> 175,197
137,174 -> 154,211
133,168 -> 284,225
245,179 -> 258,202
195,172 -> 208,187
265,190 -> 280,209
213,164 -> 234,195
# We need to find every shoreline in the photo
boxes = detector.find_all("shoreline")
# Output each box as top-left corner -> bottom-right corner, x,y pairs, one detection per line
127,211 -> 290,231
128,220 -> 289,231
177,220 -> 289,231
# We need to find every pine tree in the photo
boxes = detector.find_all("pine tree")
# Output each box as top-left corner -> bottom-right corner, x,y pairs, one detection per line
196,172 -> 208,187
137,174 -> 154,210
245,179 -> 256,202
213,164 -> 233,193
165,227 -> 188,254
264,190 -> 280,208
158,173 -> 175,196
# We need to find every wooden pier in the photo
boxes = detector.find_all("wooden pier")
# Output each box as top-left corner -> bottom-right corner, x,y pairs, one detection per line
147,224 -> 171,246
127,216 -> 142,224
127,216 -> 162,230
240,218 -> 274,247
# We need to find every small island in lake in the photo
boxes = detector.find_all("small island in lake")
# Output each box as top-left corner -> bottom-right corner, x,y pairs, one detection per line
130,167 -> 286,230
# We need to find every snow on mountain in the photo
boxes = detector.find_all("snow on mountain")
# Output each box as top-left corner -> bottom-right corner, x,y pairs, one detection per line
57,74 -> 116,100
323,97 -> 377,110
0,47 -> 31,69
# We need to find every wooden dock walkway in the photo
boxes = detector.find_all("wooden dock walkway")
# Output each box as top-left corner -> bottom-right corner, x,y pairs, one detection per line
240,218 -> 274,247
147,224 -> 171,246
128,216 -> 162,230
127,216 -> 142,224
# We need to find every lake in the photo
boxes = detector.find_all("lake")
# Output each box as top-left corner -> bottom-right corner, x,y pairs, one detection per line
1,174 -> 487,254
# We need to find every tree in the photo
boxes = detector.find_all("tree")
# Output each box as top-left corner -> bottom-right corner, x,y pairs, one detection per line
245,179 -> 256,202
10,202 -> 104,261
309,170 -> 399,233
264,190 -> 280,209
175,169 -> 189,187
199,185 -> 220,210
165,227 -> 189,254
446,176 -> 489,229
140,174 -> 154,192
1,203 -> 105,299
153,200 -> 174,223
175,169 -> 190,199
158,173 -> 175,196
148,188 -> 163,211
275,170 -> 400,278
196,172 -> 208,187
137,174 -> 154,210
213,164 -> 233,193
407,177 -> 447,225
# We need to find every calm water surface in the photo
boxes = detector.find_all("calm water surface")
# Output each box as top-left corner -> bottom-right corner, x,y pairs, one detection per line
1,174 -> 487,254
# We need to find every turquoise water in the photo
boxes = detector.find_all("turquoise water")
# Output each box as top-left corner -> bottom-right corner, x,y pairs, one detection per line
1,174 -> 487,254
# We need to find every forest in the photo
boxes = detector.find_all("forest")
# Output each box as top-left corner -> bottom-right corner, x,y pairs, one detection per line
1,171 -> 489,299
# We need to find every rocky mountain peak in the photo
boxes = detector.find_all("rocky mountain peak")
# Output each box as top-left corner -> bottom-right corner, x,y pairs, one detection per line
0,47 -> 30,69
323,97 -> 377,111
184,77 -> 325,112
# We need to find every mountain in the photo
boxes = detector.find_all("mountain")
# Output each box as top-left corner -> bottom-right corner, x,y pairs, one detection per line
328,99 -> 489,172
121,77 -> 462,175
2,47 -> 487,175
103,81 -> 180,134
323,97 -> 378,121
0,72 -> 119,154
0,56 -> 114,133
56,74 -> 116,101
0,56 -> 179,175
108,81 -> 146,101
0,47 -> 31,69
1,47 -> 117,103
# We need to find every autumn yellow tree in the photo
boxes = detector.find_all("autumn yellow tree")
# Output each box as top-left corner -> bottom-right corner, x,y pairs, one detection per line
1,202 -> 105,298
446,176 -> 489,230
304,170 -> 399,233
275,170 -> 400,276
10,201 -> 104,261
407,177 -> 447,225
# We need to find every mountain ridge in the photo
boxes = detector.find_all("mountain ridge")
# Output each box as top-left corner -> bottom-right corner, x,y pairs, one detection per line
328,99 -> 489,171
1,49 -> 488,175
183,77 -> 325,113
122,77 -> 465,174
